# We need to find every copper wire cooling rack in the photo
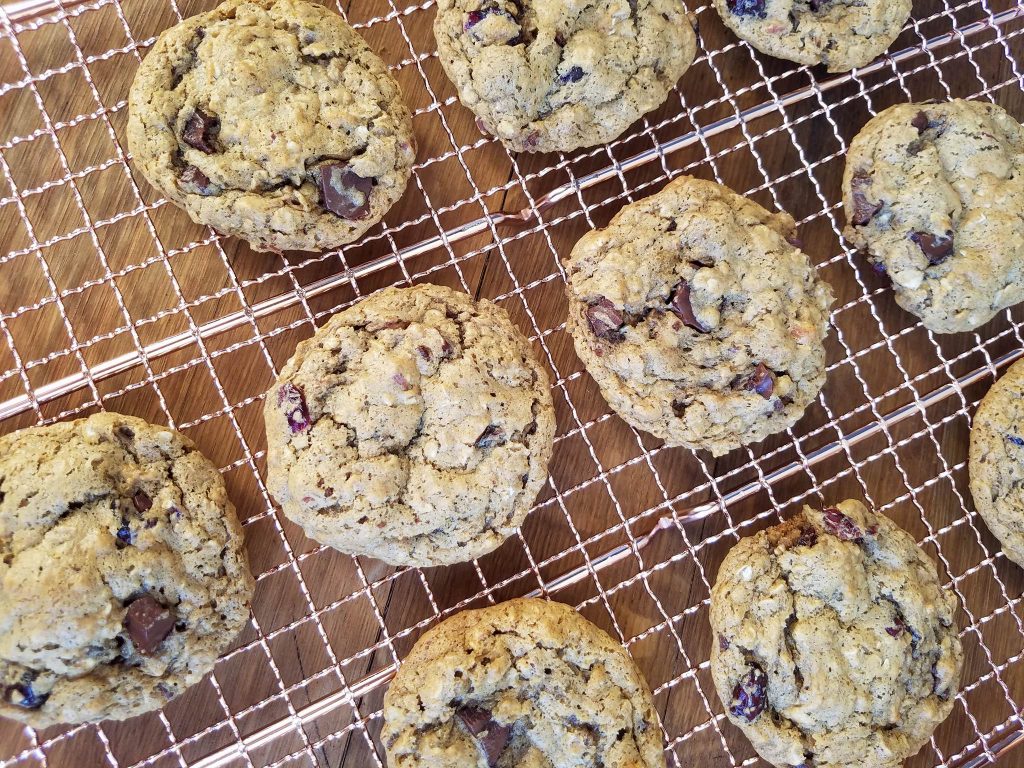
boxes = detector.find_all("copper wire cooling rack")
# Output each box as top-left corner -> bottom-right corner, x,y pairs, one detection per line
2,0 -> 1024,766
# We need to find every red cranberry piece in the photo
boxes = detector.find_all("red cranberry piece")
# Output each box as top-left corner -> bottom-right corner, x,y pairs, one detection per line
822,507 -> 863,541
885,615 -> 907,637
585,297 -> 624,343
317,163 -> 374,220
910,230 -> 954,265
181,108 -> 218,154
124,595 -> 176,655
133,490 -> 153,513
559,65 -> 585,84
475,424 -> 506,449
669,281 -> 708,333
180,164 -> 214,195
911,110 -> 930,134
850,171 -> 882,226
797,527 -> 818,547
392,372 -> 412,391
744,363 -> 775,399
278,383 -> 311,434
727,0 -> 766,17
457,706 -> 511,766
729,664 -> 768,722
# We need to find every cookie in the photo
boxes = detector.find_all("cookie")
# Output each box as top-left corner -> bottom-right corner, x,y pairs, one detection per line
969,358 -> 1024,568
843,100 -> 1024,333
382,598 -> 665,767
712,0 -> 911,73
710,500 -> 963,768
263,284 -> 555,567
433,0 -> 696,153
0,413 -> 254,729
128,0 -> 416,253
564,175 -> 833,457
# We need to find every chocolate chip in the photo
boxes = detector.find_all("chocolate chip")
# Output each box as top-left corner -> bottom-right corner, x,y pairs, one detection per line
117,425 -> 135,440
850,171 -> 882,226
559,65 -> 585,84
457,706 -> 511,766
317,163 -> 374,220
586,297 -> 624,342
729,664 -> 768,722
278,383 -> 311,434
727,0 -> 766,17
797,527 -> 818,547
181,108 -> 218,154
910,230 -> 954,265
555,31 -> 566,46
475,424 -> 506,449
743,363 -> 775,399
668,281 -> 707,333
809,0 -> 828,9
1008,435 -> 1024,447
911,110 -> 930,134
133,490 -> 152,513
124,595 -> 175,655
181,164 -> 214,195
718,635 -> 730,651
822,507 -> 863,541
5,679 -> 48,710
871,261 -> 887,276
116,524 -> 133,549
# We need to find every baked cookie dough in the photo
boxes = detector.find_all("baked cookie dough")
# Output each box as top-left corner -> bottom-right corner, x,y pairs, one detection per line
843,100 -> 1024,333
264,284 -> 555,567
970,358 -> 1024,568
128,0 -> 416,253
0,413 -> 254,729
712,0 -> 911,73
382,598 -> 665,767
564,175 -> 833,456
710,500 -> 963,768
433,0 -> 696,153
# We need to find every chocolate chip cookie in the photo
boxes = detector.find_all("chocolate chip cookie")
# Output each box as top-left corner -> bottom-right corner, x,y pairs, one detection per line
382,598 -> 665,767
433,0 -> 696,153
843,100 -> 1024,333
564,175 -> 834,456
0,413 -> 254,728
712,0 -> 911,73
128,0 -> 416,253
970,358 -> 1024,568
264,284 -> 555,567
710,500 -> 963,768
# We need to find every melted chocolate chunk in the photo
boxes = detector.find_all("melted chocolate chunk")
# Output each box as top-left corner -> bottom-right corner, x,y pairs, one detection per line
457,706 -> 511,766
278,383 -> 311,434
182,108 -> 218,154
743,363 -> 775,399
559,65 -> 585,84
124,595 -> 176,655
797,526 -> 818,547
850,171 -> 882,226
729,664 -> 768,722
586,297 -> 624,343
133,490 -> 153,513
317,163 -> 374,220
475,424 -> 506,449
910,230 -> 954,265
668,281 -> 707,333
822,507 -> 863,541
180,164 -> 214,195
911,110 -> 930,134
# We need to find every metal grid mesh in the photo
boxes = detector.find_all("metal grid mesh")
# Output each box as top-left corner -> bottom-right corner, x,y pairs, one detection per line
1,0 -> 1024,765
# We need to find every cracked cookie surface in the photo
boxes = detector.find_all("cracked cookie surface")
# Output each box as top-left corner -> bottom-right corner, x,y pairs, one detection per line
0,413 -> 253,728
433,0 -> 696,153
264,284 -> 555,567
564,175 -> 833,456
843,100 -> 1024,333
382,598 -> 665,768
710,500 -> 962,768
712,0 -> 911,73
128,0 -> 415,252
970,358 -> 1024,568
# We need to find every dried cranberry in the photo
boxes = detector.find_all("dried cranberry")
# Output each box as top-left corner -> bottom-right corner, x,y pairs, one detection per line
885,615 -> 907,637
910,230 -> 954,265
559,65 -> 585,84
785,233 -> 804,249
850,171 -> 882,226
744,363 -> 775,399
797,527 -> 818,547
392,372 -> 412,391
318,163 -> 374,220
475,424 -> 506,449
181,108 -> 218,154
718,635 -> 731,651
124,595 -> 176,655
585,297 -> 624,343
133,490 -> 152,513
457,706 -> 511,766
911,110 -> 930,134
278,383 -> 311,434
822,507 -> 863,541
729,664 -> 768,722
180,164 -> 214,194
669,281 -> 707,333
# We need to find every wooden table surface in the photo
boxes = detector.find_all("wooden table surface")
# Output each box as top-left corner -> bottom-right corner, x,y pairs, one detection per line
2,0 -> 1024,766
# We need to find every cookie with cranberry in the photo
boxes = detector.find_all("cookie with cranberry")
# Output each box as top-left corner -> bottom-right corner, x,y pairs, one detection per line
263,284 -> 555,567
128,0 -> 415,252
710,500 -> 962,768
970,358 -> 1024,568
0,413 -> 254,728
843,100 -> 1024,333
713,0 -> 911,72
382,598 -> 665,767
433,0 -> 696,153
564,175 -> 833,456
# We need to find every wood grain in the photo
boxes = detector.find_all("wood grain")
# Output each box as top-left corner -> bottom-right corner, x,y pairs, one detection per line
1,0 -> 1024,766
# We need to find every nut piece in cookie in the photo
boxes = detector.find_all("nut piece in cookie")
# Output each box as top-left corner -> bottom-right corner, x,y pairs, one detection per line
709,500 -> 963,768
433,0 -> 697,153
564,174 -> 834,456
842,99 -> 1024,333
127,0 -> 416,252
0,413 -> 254,728
382,598 -> 666,767
263,284 -> 556,567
